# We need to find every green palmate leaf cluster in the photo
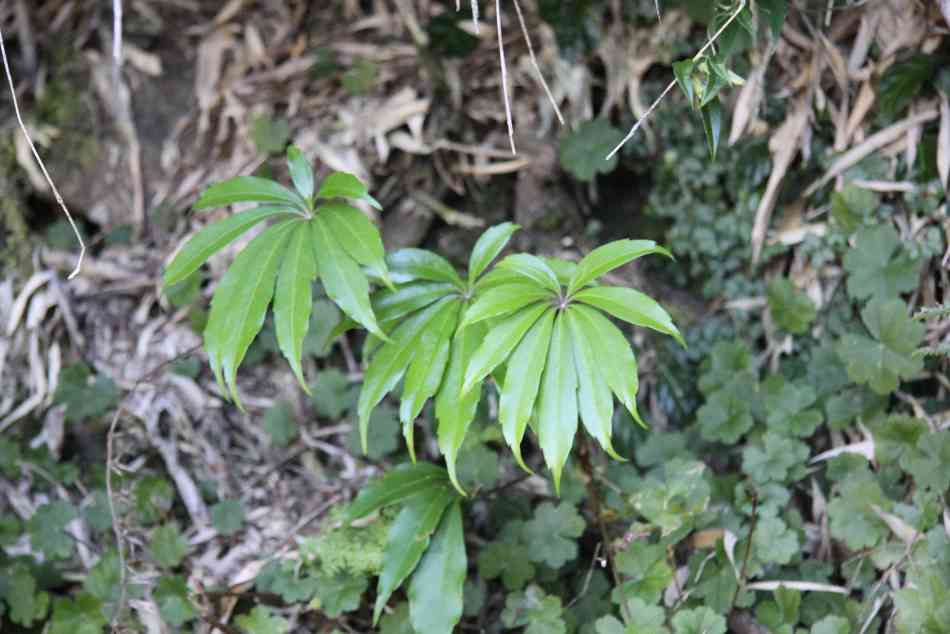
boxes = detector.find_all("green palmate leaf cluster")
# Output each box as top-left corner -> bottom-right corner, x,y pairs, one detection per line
360,228 -> 683,493
163,146 -> 389,408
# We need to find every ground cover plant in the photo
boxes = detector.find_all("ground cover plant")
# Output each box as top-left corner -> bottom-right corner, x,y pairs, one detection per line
2,1 -> 950,633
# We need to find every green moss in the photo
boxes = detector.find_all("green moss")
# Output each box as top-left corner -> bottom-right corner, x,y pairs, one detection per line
305,508 -> 392,576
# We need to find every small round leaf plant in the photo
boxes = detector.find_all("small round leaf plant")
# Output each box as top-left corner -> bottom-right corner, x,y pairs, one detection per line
164,145 -> 685,493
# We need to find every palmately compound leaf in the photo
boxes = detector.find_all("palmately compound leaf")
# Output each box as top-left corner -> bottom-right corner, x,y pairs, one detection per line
408,501 -> 466,634
387,248 -> 465,287
205,221 -> 295,408
194,175 -> 308,213
836,298 -> 925,395
499,309 -> 556,471
495,253 -> 562,295
286,146 -> 314,201
468,221 -> 519,283
566,309 -> 621,460
537,313 -> 579,493
273,222 -> 317,391
574,286 -> 685,347
373,485 -> 457,625
320,203 -> 393,288
459,282 -> 555,330
346,462 -> 450,521
462,302 -> 550,395
316,171 -> 382,210
566,239 -> 672,296
163,207 -> 299,286
310,214 -> 386,339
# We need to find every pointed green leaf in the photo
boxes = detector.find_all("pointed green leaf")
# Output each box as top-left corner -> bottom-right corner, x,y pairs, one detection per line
400,300 -> 460,459
499,308 -> 556,471
468,222 -> 520,283
701,97 -> 723,160
373,486 -> 457,624
163,207 -> 297,286
459,282 -> 555,330
373,281 -> 457,326
672,59 -> 696,105
317,171 -> 382,210
286,146 -> 314,201
310,215 -> 385,339
569,304 -> 644,426
320,203 -> 392,287
537,313 -> 578,494
566,239 -> 672,297
387,248 -> 465,288
274,222 -> 317,391
358,299 -> 452,452
474,266 -> 525,291
462,302 -> 549,395
566,309 -> 622,460
346,462 -> 450,521
205,221 -> 295,407
496,254 -> 562,295
436,322 -> 486,495
194,176 -> 307,211
408,501 -> 466,634
574,286 -> 685,347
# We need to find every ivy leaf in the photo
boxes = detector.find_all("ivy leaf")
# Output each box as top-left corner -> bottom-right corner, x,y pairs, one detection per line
408,502 -> 467,634
346,462 -> 450,521
211,499 -> 245,536
836,298 -> 925,395
567,239 -> 672,296
316,171 -> 382,210
273,222 -> 316,390
613,542 -> 673,606
373,485 -> 457,624
762,376 -> 823,438
154,575 -> 196,627
633,459 -> 710,536
753,515 -> 800,565
311,572 -> 367,618
320,203 -> 392,287
699,341 -> 755,394
263,401 -> 299,447
468,221 -> 519,283
560,119 -> 624,182
671,607 -> 727,634
236,605 -> 290,634
477,522 -> 537,591
523,502 -> 585,568
29,501 -> 77,559
697,385 -> 755,444
501,585 -> 567,634
53,363 -> 118,423
742,432 -> 810,484
767,278 -> 817,334
286,146 -> 314,200
842,225 -> 920,302
50,593 -> 107,634
195,176 -> 307,212
150,523 -> 189,568
205,220 -> 295,408
536,314 -> 580,492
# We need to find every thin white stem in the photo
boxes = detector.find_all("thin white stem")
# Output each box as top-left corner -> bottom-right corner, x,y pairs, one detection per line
0,26 -> 85,279
112,0 -> 123,73
471,0 -> 480,33
606,0 -> 747,160
655,0 -> 661,21
512,0 -> 563,125
496,0 -> 516,154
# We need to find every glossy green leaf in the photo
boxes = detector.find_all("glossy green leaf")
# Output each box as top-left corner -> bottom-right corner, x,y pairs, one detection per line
346,462 -> 450,521
373,486 -> 457,624
566,239 -> 672,296
569,304 -> 644,426
566,309 -> 621,460
310,215 -> 385,339
462,302 -> 550,395
194,176 -> 307,212
574,286 -> 685,347
408,501 -> 466,634
499,309 -> 556,471
387,248 -> 464,287
320,203 -> 392,288
437,322 -> 488,494
205,221 -> 294,407
373,281 -> 457,327
701,98 -> 723,160
286,146 -> 314,201
496,254 -> 562,295
459,282 -> 555,330
358,299 -> 451,452
316,171 -> 383,210
163,207 -> 297,286
468,222 -> 519,283
537,313 -> 578,493
274,222 -> 316,391
400,300 -> 460,458
673,59 -> 696,105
